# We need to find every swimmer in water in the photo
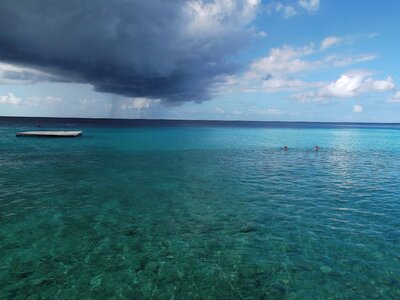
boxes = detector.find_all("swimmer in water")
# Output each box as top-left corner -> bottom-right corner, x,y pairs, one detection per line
314,145 -> 319,152
283,145 -> 288,151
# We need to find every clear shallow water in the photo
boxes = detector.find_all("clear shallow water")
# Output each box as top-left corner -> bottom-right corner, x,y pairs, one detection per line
1,120 -> 400,299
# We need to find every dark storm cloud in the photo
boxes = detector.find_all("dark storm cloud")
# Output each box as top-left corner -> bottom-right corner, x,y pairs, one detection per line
0,0 -> 257,103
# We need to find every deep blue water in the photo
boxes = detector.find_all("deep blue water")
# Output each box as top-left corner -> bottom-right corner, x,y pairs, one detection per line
1,118 -> 399,299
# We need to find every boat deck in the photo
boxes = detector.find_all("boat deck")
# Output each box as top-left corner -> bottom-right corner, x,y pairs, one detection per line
16,131 -> 82,137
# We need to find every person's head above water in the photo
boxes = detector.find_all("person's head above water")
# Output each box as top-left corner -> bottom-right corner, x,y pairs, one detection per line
283,146 -> 288,151
314,145 -> 319,151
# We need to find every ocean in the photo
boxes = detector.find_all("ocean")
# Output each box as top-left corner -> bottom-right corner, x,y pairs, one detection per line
1,117 -> 399,299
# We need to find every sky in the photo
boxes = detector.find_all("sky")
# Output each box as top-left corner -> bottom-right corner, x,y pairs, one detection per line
0,0 -> 400,122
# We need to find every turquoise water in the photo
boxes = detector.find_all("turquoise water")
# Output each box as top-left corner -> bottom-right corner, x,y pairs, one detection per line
1,121 -> 400,299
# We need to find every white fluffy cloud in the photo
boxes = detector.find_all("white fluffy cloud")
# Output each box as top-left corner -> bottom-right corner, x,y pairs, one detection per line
185,0 -> 260,36
321,72 -> 365,98
0,93 -> 61,106
257,31 -> 268,38
274,3 -> 297,18
298,0 -> 320,12
268,0 -> 320,18
353,104 -> 363,113
292,71 -> 395,102
0,93 -> 21,105
388,91 -> 400,103
247,45 -> 316,77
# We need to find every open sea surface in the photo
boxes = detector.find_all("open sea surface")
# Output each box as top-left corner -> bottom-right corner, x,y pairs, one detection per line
0,118 -> 399,299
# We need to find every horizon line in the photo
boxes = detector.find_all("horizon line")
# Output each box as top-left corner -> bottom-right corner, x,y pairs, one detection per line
1,115 -> 400,125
